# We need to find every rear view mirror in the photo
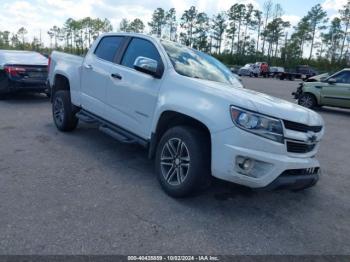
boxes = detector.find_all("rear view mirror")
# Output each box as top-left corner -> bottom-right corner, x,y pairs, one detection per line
133,56 -> 160,78
327,78 -> 336,84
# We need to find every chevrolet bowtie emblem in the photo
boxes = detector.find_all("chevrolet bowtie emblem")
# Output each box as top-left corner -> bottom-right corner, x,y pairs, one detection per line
307,132 -> 317,143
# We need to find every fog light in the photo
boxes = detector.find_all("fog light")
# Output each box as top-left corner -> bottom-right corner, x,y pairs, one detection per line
241,159 -> 252,170
235,156 -> 273,178
236,157 -> 254,172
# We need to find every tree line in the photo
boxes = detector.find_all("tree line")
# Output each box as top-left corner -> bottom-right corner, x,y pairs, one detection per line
1,0 -> 350,72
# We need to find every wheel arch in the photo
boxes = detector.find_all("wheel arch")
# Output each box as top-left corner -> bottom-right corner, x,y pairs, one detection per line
148,110 -> 212,160
302,91 -> 320,105
51,73 -> 71,101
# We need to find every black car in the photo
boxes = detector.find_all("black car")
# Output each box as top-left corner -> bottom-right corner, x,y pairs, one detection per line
0,50 -> 49,98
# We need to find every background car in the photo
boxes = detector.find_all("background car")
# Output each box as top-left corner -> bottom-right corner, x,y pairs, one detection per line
0,50 -> 49,98
269,66 -> 285,78
229,65 -> 240,74
238,64 -> 259,77
293,68 -> 350,109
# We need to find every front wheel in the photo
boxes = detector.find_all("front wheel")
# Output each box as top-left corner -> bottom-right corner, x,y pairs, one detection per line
155,126 -> 211,198
298,93 -> 317,109
52,90 -> 79,132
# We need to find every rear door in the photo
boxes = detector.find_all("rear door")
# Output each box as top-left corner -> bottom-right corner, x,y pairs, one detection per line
321,71 -> 350,108
80,36 -> 125,118
103,37 -> 165,138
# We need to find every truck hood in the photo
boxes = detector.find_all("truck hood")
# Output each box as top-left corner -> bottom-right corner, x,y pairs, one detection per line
194,78 -> 323,127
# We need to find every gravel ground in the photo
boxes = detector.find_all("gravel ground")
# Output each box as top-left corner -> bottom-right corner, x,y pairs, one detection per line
0,77 -> 349,255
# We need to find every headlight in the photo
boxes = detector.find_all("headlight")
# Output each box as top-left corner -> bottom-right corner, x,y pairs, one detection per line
230,106 -> 284,143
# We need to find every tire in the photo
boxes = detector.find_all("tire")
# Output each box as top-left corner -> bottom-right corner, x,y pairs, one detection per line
52,90 -> 79,132
298,93 -> 317,109
155,126 -> 211,198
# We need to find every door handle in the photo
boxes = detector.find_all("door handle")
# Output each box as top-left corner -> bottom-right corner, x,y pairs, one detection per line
111,73 -> 122,80
84,64 -> 93,70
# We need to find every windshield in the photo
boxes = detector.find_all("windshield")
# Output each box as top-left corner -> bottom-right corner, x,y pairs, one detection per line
161,40 -> 239,85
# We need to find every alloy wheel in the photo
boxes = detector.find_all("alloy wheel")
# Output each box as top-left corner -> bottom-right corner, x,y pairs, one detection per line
299,95 -> 313,108
53,96 -> 64,125
160,138 -> 191,186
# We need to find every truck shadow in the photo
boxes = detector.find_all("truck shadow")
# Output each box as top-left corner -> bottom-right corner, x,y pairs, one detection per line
70,123 -> 314,205
48,123 -> 324,235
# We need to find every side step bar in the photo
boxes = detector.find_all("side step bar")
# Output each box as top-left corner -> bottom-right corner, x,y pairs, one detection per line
99,125 -> 135,144
76,111 -> 97,123
76,109 -> 148,147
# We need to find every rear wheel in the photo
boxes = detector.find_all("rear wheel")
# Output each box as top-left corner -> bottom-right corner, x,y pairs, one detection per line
52,90 -> 78,132
155,126 -> 211,198
298,93 -> 317,109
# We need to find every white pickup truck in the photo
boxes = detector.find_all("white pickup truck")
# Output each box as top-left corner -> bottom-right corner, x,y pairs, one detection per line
48,33 -> 324,197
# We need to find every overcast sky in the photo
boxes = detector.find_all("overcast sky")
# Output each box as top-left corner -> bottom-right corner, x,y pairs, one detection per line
0,0 -> 346,46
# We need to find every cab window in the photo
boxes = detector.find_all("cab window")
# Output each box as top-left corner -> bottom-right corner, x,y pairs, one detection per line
94,36 -> 124,62
121,38 -> 162,69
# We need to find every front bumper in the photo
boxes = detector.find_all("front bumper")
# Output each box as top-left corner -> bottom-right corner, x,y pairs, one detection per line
292,85 -> 303,99
211,127 -> 321,189
260,169 -> 320,190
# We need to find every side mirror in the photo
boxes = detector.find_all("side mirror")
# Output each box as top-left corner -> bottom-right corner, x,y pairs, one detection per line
133,56 -> 160,78
327,78 -> 337,84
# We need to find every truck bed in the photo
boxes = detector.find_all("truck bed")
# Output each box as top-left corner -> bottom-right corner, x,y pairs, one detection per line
48,51 -> 84,104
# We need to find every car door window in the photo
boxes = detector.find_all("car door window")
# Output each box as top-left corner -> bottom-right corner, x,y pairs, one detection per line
121,38 -> 162,69
329,72 -> 350,84
94,36 -> 124,62
332,71 -> 350,84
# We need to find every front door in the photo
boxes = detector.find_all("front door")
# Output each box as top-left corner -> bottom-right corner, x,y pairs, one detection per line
104,38 -> 165,139
321,71 -> 350,108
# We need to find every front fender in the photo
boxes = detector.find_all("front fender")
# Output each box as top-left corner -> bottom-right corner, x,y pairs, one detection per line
150,77 -> 235,135
302,83 -> 322,104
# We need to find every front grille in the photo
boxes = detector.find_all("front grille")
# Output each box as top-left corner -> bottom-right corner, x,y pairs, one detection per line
287,141 -> 316,153
281,167 -> 320,177
283,120 -> 322,133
